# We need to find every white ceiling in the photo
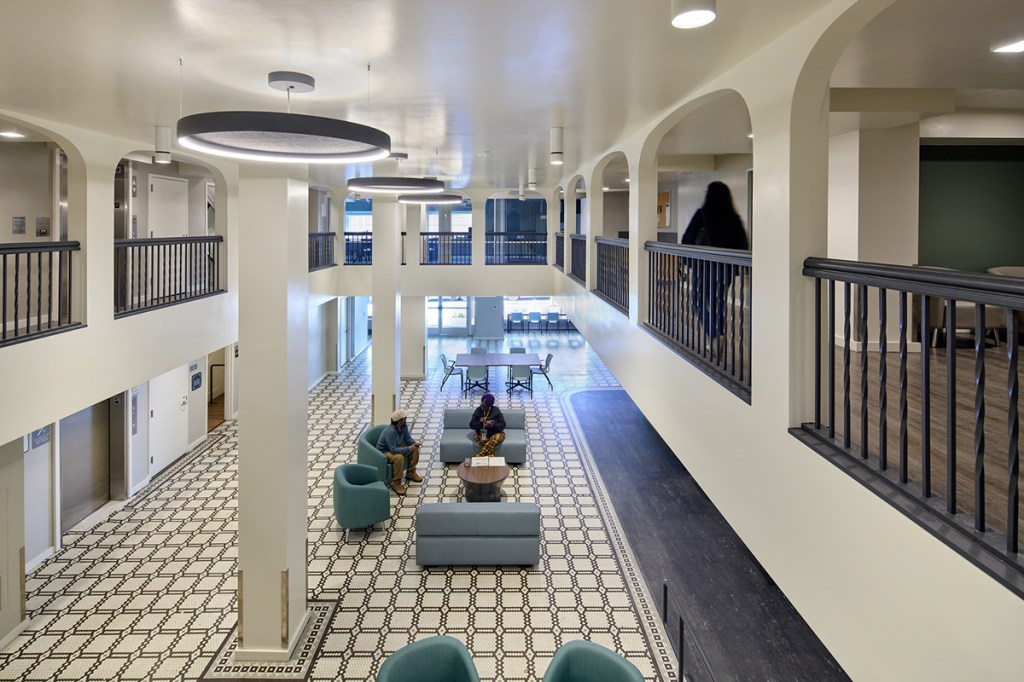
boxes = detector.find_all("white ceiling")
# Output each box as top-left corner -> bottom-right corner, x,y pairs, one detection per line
0,0 -> 1021,192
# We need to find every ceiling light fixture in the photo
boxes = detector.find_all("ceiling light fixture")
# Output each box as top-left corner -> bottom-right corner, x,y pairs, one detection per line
154,125 -> 172,164
347,176 -> 445,194
528,166 -> 537,191
550,127 -> 564,166
624,177 -> 630,183
397,193 -> 465,205
992,39 -> 1024,53
670,0 -> 716,29
0,131 -> 26,139
176,71 -> 391,164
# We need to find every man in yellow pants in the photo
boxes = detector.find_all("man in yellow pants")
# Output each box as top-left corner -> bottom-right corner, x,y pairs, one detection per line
470,393 -> 505,457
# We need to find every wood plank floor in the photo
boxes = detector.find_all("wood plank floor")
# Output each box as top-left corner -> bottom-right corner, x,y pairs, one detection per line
572,389 -> 848,681
825,338 -> 1024,547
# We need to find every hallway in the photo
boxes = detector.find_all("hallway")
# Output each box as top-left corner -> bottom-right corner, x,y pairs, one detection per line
0,332 -> 835,680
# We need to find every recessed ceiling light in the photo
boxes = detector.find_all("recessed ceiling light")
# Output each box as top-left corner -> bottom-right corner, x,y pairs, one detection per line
624,178 -> 630,183
602,186 -> 610,191
671,0 -> 716,29
992,39 -> 1024,53
747,133 -> 754,139
0,131 -> 26,138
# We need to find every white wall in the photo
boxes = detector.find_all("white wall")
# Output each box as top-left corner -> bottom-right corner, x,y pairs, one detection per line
129,383 -> 149,495
307,300 -> 330,389
602,192 -> 629,236
22,432 -> 52,568
0,142 -> 51,243
0,437 -> 25,639
187,356 -> 207,449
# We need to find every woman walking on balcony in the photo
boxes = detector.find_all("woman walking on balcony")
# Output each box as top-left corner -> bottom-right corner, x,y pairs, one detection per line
681,181 -> 749,348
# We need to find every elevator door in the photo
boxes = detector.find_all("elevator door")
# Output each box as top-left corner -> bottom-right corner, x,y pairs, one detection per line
60,401 -> 111,533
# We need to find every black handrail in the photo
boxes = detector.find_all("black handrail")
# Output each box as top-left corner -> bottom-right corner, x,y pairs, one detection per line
1,240 -> 82,347
114,235 -> 224,318
800,256 -> 1024,599
308,232 -> 337,271
595,237 -> 628,314
486,230 -> 547,265
644,242 -> 752,403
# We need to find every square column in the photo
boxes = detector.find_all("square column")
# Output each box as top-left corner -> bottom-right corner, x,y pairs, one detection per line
372,195 -> 401,423
236,169 -> 310,660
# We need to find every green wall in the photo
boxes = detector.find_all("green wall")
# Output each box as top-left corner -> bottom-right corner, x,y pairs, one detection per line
919,146 -> 1024,272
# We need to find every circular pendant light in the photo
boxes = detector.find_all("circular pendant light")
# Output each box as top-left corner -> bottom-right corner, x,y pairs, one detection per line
176,71 -> 391,164
177,111 -> 390,164
347,176 -> 445,194
397,193 -> 465,205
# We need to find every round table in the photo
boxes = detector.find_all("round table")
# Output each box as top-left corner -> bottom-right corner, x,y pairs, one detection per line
456,460 -> 511,502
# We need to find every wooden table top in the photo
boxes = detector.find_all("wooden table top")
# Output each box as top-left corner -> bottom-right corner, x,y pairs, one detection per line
454,352 -> 542,367
456,460 -> 511,485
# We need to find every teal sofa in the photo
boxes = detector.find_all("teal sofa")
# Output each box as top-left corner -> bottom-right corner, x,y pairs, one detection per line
438,408 -> 527,464
415,502 -> 540,566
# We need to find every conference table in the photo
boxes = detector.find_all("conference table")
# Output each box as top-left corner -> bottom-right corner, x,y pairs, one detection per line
454,352 -> 542,393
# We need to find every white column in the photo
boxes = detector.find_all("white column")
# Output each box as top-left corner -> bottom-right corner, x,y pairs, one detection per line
471,194 -> 487,268
401,296 -> 427,379
236,168 -> 310,660
372,195 -> 401,423
629,156 -> 658,325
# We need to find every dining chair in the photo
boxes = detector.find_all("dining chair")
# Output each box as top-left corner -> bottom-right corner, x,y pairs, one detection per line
531,352 -> 553,389
527,311 -> 543,332
507,311 -> 525,333
470,345 -> 488,354
507,362 -> 532,394
507,347 -> 526,385
439,353 -> 464,392
545,311 -> 561,332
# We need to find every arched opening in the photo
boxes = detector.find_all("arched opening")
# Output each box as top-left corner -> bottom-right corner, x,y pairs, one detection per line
567,176 -> 587,284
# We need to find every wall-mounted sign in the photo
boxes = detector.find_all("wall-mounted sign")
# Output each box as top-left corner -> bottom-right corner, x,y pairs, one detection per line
131,388 -> 139,436
30,425 -> 51,449
189,362 -> 199,373
36,217 -> 50,237
12,216 -> 26,234
191,372 -> 202,391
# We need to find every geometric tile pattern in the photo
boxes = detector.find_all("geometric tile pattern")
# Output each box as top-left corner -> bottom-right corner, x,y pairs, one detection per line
0,332 -> 677,681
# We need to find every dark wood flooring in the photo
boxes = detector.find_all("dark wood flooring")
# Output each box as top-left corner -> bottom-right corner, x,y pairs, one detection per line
572,390 -> 847,682
207,393 -> 225,432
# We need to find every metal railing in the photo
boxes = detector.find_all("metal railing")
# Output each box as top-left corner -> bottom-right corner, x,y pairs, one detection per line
344,231 -> 373,265
308,232 -> 336,271
486,231 -> 547,265
569,234 -> 586,283
114,235 -> 224,317
1,241 -> 82,347
662,580 -> 716,681
645,242 -> 752,402
555,231 -> 564,270
799,258 -> 1024,597
595,236 -> 628,314
421,232 -> 471,265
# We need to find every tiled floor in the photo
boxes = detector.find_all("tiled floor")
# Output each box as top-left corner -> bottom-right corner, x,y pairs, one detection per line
0,331 -> 677,681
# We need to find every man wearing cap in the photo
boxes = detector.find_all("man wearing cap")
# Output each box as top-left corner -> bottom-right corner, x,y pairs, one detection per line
375,409 -> 422,496
470,393 -> 506,457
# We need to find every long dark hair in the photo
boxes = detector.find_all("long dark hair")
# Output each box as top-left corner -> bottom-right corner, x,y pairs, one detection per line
702,181 -> 739,221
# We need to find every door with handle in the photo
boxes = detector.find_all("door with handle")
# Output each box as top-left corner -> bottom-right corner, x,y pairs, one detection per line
149,365 -> 189,475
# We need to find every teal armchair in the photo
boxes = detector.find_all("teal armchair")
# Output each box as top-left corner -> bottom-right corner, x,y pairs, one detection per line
542,640 -> 645,682
376,635 -> 479,682
333,463 -> 390,533
357,424 -> 396,482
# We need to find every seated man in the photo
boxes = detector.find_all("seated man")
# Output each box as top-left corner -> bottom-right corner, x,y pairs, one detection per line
470,393 -> 506,457
375,409 -> 422,496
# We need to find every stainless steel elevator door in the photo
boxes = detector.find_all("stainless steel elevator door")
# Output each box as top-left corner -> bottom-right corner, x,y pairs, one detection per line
59,402 -> 110,533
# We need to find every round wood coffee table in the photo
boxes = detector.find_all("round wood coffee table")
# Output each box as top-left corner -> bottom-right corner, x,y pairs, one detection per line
456,460 -> 511,502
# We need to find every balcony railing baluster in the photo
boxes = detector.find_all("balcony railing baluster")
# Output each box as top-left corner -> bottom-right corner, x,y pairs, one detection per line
594,237 -> 628,315
114,235 -> 223,318
1,241 -> 82,347
800,257 -> 1024,598
308,232 -> 338,271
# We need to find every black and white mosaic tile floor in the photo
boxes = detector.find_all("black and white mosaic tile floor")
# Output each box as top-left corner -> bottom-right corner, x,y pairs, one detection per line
0,333 -> 677,681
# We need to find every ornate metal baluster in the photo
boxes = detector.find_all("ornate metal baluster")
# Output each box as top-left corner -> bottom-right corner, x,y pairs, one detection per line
860,284 -> 869,458
828,280 -> 836,440
922,295 -> 931,498
900,291 -> 908,483
879,289 -> 888,470
974,304 -> 986,532
947,299 -> 957,513
843,282 -> 851,448
1007,308 -> 1019,554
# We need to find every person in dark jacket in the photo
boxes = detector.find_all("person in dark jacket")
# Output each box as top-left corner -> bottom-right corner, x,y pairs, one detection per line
376,409 -> 421,496
681,181 -> 750,343
470,393 -> 506,457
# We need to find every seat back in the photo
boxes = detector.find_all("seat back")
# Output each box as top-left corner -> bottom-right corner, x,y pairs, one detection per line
542,640 -> 644,682
440,353 -> 452,370
529,311 -> 541,323
471,346 -> 487,354
377,635 -> 480,682
510,347 -> 526,353
543,353 -> 553,371
546,311 -> 559,323
510,312 -> 523,322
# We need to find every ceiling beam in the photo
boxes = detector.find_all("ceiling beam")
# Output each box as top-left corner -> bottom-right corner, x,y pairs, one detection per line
830,88 -> 956,113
